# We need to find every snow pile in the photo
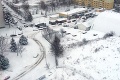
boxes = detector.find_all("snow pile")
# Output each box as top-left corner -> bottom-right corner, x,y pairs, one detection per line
93,11 -> 120,36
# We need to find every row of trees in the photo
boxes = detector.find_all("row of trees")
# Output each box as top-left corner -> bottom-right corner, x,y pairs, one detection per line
39,0 -> 74,14
10,35 -> 28,55
4,0 -> 33,22
21,2 -> 33,22
0,35 -> 28,56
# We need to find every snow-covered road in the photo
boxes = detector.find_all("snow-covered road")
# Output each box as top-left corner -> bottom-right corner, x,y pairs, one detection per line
11,31 -> 46,80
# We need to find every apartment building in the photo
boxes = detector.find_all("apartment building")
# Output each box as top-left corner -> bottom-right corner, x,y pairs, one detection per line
0,0 -> 5,28
75,0 -> 114,9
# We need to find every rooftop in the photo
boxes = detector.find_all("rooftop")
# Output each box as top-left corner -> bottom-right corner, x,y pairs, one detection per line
59,8 -> 87,15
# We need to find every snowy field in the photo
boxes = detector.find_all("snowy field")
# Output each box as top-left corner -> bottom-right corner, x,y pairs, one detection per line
41,25 -> 120,80
1,2 -> 120,79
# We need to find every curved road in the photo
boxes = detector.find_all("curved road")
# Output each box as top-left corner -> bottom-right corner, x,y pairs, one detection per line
12,31 -> 46,80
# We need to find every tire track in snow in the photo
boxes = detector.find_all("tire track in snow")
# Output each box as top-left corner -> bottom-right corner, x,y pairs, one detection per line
12,31 -> 46,80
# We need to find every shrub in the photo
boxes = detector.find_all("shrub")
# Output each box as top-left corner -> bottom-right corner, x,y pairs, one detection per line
19,35 -> 28,45
0,55 -> 9,70
10,38 -> 17,52
103,31 -> 115,39
78,38 -> 89,46
94,47 -> 100,53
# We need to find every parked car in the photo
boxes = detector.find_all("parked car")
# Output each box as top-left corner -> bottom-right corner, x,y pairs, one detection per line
63,25 -> 69,27
38,28 -> 43,30
10,34 -> 17,37
72,35 -> 77,37
58,23 -> 62,25
82,32 -> 87,34
74,25 -> 78,29
66,33 -> 71,35
72,19 -> 76,22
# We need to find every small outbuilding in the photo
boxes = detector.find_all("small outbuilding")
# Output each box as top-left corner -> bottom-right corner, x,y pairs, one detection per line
76,23 -> 91,31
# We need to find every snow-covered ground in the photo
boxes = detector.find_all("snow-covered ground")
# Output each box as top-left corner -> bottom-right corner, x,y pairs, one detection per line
40,25 -> 120,80
1,2 -> 120,79
0,36 -> 41,80
59,36 -> 120,80
47,36 -> 120,80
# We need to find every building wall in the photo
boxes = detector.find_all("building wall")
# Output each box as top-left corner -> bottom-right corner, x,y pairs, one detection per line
0,0 -> 5,27
75,0 -> 114,9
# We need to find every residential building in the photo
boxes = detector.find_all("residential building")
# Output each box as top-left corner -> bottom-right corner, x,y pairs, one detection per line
0,0 -> 5,28
75,0 -> 114,9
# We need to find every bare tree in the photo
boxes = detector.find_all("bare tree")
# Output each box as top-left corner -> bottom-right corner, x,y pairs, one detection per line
16,43 -> 25,57
0,36 -> 9,55
40,1 -> 47,10
22,2 -> 30,10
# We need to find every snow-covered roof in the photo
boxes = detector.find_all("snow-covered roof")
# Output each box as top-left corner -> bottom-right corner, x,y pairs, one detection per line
14,3 -> 22,7
59,8 -> 87,15
49,20 -> 56,22
14,2 -> 39,7
77,22 -> 89,28
93,11 -> 120,35
33,17 -> 49,25
56,18 -> 67,21
49,14 -> 59,18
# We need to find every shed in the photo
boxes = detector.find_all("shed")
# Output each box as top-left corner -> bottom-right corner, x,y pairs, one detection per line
76,23 -> 90,31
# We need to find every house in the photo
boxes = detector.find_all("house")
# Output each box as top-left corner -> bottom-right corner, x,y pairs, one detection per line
58,8 -> 87,19
75,0 -> 114,9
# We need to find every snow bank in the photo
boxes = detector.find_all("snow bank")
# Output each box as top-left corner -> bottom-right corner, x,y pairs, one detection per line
93,11 -> 120,36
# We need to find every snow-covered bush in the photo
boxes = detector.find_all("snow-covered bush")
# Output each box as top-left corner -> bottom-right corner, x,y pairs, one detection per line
103,31 -> 115,39
94,47 -> 101,53
19,35 -> 28,45
10,38 -> 17,52
79,38 -> 88,46
0,54 -> 9,70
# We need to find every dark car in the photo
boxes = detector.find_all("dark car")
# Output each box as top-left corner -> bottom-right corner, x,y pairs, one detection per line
10,34 -> 17,37
72,20 -> 76,22
35,23 -> 46,28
